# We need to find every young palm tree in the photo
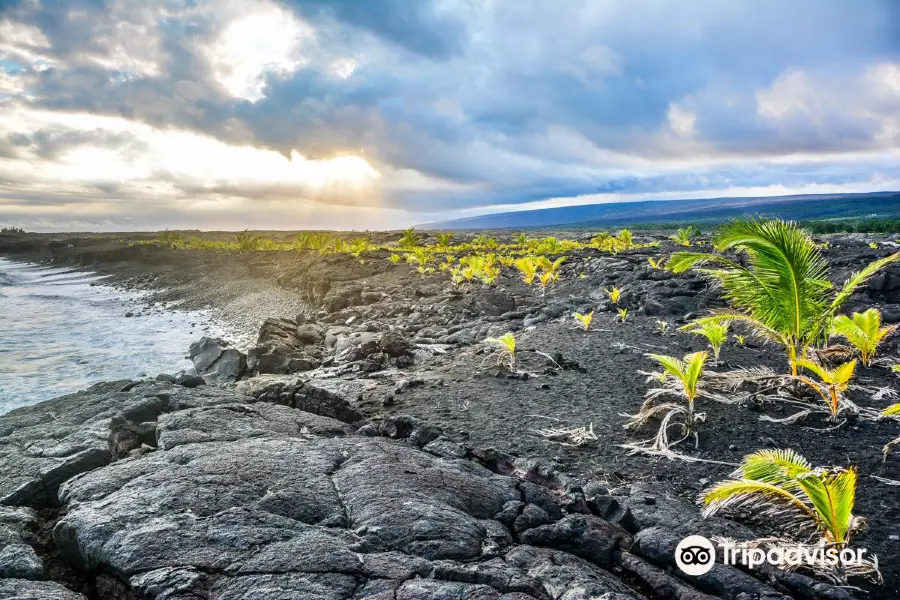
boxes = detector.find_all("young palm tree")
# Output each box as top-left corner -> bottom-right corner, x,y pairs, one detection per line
574,311 -> 594,331
702,449 -> 862,548
625,351 -> 708,450
683,320 -> 729,361
831,308 -> 899,366
435,232 -> 454,248
794,359 -> 857,418
669,225 -> 696,247
485,333 -> 516,370
513,257 -> 539,285
669,218 -> 900,375
399,227 -> 418,249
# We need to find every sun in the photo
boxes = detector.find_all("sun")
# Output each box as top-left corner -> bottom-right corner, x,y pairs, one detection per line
310,155 -> 379,188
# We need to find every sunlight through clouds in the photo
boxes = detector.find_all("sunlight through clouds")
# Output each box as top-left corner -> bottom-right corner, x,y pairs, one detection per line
0,0 -> 897,230
206,2 -> 314,101
0,106 -> 381,204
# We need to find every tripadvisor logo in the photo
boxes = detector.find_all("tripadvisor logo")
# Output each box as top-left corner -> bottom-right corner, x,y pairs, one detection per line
674,535 -> 870,576
675,535 -> 716,575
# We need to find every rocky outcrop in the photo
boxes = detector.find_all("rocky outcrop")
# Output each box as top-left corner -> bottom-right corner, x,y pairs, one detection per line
188,337 -> 247,384
246,317 -> 323,375
0,380 -> 249,508
0,579 -> 88,600
0,380 -> 860,600
0,507 -> 43,581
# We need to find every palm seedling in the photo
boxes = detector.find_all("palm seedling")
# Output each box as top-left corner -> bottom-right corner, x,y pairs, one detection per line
436,232 -> 454,248
669,225 -> 696,247
647,256 -> 665,269
484,332 -> 516,371
535,256 -> 565,295
234,230 -> 261,252
388,254 -> 401,264
515,232 -> 528,247
734,334 -> 746,346
616,307 -> 628,323
869,242 -> 879,249
538,270 -> 558,295
537,236 -> 565,254
669,218 -> 900,375
606,286 -> 621,305
514,257 -> 539,285
591,232 -> 611,246
831,308 -> 898,367
574,311 -> 594,331
537,255 -> 566,275
617,229 -> 634,247
684,320 -> 729,361
656,320 -> 669,334
158,230 -> 185,249
701,449 -> 877,583
399,227 -> 418,249
794,359 -> 857,419
625,351 -> 708,451
473,234 -> 499,250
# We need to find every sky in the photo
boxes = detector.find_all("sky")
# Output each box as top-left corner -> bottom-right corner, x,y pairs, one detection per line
0,0 -> 899,231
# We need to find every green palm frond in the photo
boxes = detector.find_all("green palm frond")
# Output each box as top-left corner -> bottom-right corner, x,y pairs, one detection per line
795,358 -> 831,383
681,310 -> 787,345
702,449 -> 862,546
702,479 -> 818,532
647,353 -> 686,379
883,403 -> 900,417
795,468 -> 858,544
673,219 -> 900,374
736,448 -> 813,487
647,352 -> 707,403
832,308 -> 899,366
667,251 -> 736,273
712,219 -> 831,343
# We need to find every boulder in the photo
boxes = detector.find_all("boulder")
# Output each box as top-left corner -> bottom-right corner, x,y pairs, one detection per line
247,344 -> 320,374
468,290 -> 517,317
519,514 -> 632,569
188,337 -> 247,384
256,317 -> 301,347
0,506 -> 43,580
247,318 -> 323,375
332,331 -> 415,369
295,323 -> 325,345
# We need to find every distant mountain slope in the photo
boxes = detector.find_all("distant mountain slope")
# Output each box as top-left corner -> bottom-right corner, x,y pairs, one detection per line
421,191 -> 900,230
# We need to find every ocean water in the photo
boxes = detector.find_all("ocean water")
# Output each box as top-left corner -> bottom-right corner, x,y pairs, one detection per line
0,258 -> 227,414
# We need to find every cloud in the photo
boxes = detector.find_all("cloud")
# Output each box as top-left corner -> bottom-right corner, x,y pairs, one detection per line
0,0 -> 898,230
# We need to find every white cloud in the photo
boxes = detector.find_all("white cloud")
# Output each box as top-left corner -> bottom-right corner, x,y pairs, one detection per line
667,104 -> 697,137
0,105 -> 381,205
0,18 -> 54,67
868,63 -> 900,96
332,58 -> 358,79
756,69 -> 820,120
205,2 -> 314,101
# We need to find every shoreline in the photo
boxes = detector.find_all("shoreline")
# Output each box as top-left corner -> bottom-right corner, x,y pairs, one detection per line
0,257 -> 234,413
1,230 -> 899,599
